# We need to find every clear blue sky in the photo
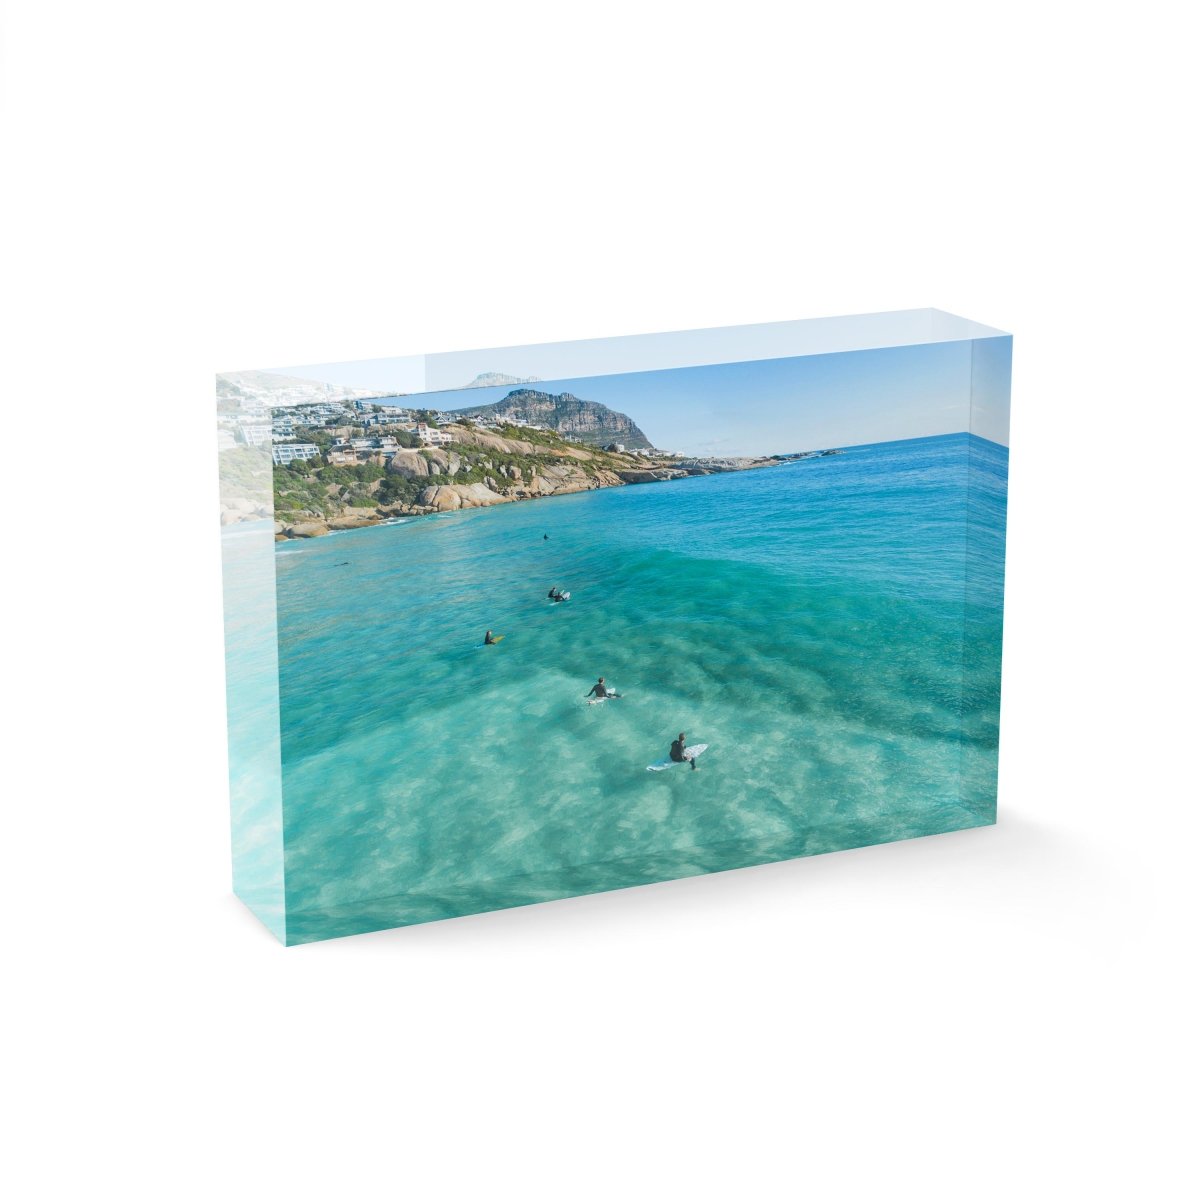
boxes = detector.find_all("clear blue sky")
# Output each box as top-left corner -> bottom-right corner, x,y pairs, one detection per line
445,340 -> 1011,454
282,337 -> 1011,456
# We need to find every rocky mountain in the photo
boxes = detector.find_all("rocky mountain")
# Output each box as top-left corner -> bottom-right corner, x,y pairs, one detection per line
461,372 -> 542,389
449,388 -> 652,449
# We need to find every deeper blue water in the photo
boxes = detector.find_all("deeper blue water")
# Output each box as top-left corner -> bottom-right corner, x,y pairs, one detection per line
271,433 -> 1007,940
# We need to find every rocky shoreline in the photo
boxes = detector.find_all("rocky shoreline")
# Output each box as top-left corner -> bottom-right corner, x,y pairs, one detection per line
269,425 -> 780,540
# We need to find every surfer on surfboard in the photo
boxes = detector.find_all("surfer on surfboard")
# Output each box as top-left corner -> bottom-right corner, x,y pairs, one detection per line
484,630 -> 500,645
585,677 -> 619,701
647,739 -> 708,771
671,732 -> 698,770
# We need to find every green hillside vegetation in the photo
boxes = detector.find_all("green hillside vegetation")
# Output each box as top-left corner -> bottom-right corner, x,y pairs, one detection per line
487,423 -> 648,469
274,457 -> 405,518
270,420 -> 665,524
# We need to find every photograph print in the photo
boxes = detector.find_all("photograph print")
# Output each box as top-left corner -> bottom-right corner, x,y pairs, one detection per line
218,324 -> 1012,943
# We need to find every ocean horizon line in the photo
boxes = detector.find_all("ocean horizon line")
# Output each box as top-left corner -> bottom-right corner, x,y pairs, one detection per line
718,429 -> 1007,460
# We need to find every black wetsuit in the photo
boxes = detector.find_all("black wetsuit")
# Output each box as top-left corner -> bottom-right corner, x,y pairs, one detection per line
548,588 -> 559,599
587,683 -> 608,699
670,739 -> 687,763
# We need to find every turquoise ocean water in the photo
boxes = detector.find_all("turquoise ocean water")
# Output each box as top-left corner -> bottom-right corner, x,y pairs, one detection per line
267,433 -> 1007,941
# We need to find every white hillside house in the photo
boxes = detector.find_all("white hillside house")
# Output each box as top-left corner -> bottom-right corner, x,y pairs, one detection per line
416,423 -> 453,446
272,443 -> 320,465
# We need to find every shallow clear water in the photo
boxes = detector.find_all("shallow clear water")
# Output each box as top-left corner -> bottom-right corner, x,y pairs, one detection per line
272,433 -> 1007,941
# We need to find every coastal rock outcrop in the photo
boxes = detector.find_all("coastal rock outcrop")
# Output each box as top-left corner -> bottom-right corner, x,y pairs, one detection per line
441,425 -> 538,456
675,457 -> 771,472
616,468 -> 686,484
271,419 -> 782,537
286,521 -> 329,538
528,463 -> 623,495
416,483 -> 511,511
388,450 -> 431,479
327,515 -> 377,530
389,447 -> 465,478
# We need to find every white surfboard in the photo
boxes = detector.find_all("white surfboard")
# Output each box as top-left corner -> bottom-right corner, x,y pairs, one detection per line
647,743 -> 708,771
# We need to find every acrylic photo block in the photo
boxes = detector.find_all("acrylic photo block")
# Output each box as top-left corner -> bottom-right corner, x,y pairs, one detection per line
218,310 -> 1012,944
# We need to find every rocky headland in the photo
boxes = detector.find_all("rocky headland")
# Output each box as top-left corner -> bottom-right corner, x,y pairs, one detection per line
269,423 -> 778,540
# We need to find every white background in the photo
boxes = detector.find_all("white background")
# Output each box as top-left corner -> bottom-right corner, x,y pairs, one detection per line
2,2 -> 1196,1197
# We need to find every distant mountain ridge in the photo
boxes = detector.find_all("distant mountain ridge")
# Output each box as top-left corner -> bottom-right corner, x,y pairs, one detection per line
462,372 -> 542,389
449,388 -> 652,449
